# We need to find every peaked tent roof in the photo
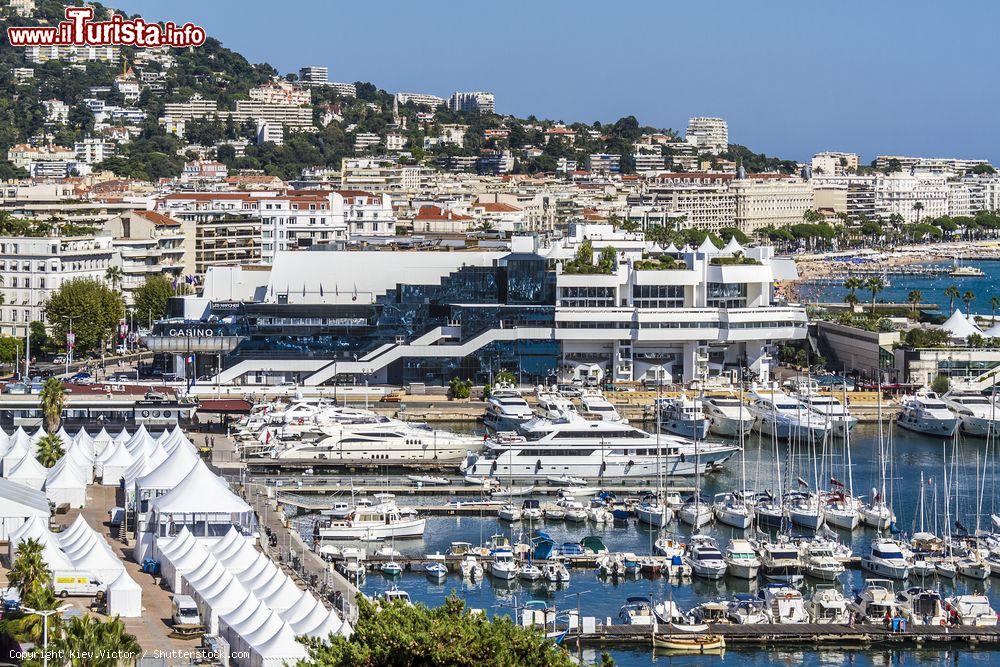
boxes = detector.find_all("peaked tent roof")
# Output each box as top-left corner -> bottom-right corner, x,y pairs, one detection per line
7,451 -> 48,482
696,236 -> 720,254
99,439 -> 135,468
722,236 -> 745,254
151,461 -> 251,515
940,308 -> 982,339
0,473 -> 49,513
982,321 -> 1000,337
44,455 -> 87,489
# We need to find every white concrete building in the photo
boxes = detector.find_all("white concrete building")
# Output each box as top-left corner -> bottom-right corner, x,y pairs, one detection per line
448,91 -> 495,114
0,235 -> 115,337
298,66 -> 328,84
42,99 -> 69,125
811,151 -> 859,176
103,210 -> 194,302
395,92 -> 446,107
353,133 -> 382,153
74,137 -> 112,165
341,191 -> 395,236
256,122 -> 284,146
732,176 -> 813,234
685,117 -> 728,155
249,80 -> 311,107
25,45 -> 118,64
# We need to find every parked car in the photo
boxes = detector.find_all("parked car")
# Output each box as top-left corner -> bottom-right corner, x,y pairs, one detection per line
70,372 -> 93,384
171,595 -> 201,626
52,355 -> 66,365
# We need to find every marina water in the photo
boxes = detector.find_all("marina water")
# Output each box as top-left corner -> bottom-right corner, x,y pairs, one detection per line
292,422 -> 999,666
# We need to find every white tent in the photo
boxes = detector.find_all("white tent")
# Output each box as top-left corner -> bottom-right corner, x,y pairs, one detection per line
44,456 -> 88,508
136,445 -> 199,498
8,514 -> 71,569
149,461 -> 252,538
289,601 -> 349,639
55,514 -> 91,548
722,235 -> 745,255
983,321 -> 1000,338
183,557 -> 246,635
249,619 -> 308,667
6,452 -> 48,490
64,441 -> 95,485
55,427 -> 72,444
73,428 -> 95,458
940,308 -> 982,340
114,428 -> 131,444
106,569 -> 142,617
158,528 -> 212,593
65,536 -> 124,582
29,425 -> 46,445
98,440 -> 135,486
696,235 -> 720,254
2,437 -> 30,477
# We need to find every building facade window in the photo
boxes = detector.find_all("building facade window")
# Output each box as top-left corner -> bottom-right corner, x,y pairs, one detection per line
632,284 -> 684,308
707,282 -> 747,309
559,286 -> 615,308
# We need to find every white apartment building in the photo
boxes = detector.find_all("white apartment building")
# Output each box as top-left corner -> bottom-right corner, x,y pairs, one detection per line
873,172 -> 949,222
642,173 -> 736,233
249,80 -> 311,107
153,194 -> 263,276
257,122 -> 284,146
115,70 -> 141,104
732,176 -> 813,234
257,192 -> 347,261
298,66 -> 328,84
341,191 -> 395,236
329,82 -> 357,98
811,151 -> 859,176
42,100 -> 69,125
685,117 -> 728,155
875,155 -> 992,174
25,45 -> 119,64
0,235 -> 115,337
8,0 -> 35,17
341,158 -> 427,192
103,210 -> 194,302
634,152 -> 666,173
395,92 -> 446,107
162,96 -> 219,122
587,153 -> 621,174
385,132 -> 407,152
74,137 -> 111,165
230,101 -> 314,130
354,133 -> 382,153
448,91 -> 495,114
7,144 -> 75,170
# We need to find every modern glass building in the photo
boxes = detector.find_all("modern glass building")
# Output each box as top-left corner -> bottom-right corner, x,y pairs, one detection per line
144,230 -> 807,388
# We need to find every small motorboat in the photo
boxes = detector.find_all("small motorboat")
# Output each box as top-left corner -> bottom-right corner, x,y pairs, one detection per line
378,586 -> 412,606
460,555 -> 484,580
518,562 -> 543,581
651,632 -> 726,653
424,554 -> 448,581
547,475 -> 588,486
498,504 -> 522,522
381,561 -> 403,577
521,498 -> 542,520
407,475 -> 451,486
543,561 -> 570,583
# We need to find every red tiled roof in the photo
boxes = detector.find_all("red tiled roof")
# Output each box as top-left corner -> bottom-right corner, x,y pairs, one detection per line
134,210 -> 180,227
475,202 -> 520,213
414,205 -> 472,222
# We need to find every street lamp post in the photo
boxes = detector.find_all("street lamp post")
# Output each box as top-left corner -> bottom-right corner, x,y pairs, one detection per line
22,605 -> 70,667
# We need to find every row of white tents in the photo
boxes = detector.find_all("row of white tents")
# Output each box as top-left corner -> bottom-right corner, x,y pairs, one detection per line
9,514 -> 142,617
940,308 -> 1000,341
158,526 -> 349,667
0,425 -> 194,510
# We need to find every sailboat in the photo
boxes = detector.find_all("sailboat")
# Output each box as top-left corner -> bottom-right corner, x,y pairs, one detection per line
639,393 -> 674,527
861,384 -> 895,530
679,389 -> 712,528
823,379 -> 861,530
713,377 -> 753,529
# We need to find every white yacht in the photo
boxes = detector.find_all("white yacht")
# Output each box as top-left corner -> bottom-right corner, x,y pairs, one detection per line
860,539 -> 911,580
518,562 -> 543,581
703,394 -> 754,437
786,492 -> 824,530
757,537 -> 804,584
723,539 -> 761,579
635,495 -> 673,527
897,587 -> 947,626
802,543 -> 846,581
822,492 -> 861,531
316,500 -> 425,540
460,415 -> 738,481
940,389 -> 1000,437
484,383 -> 534,431
534,387 -> 577,421
749,389 -> 833,440
896,391 -> 959,437
760,584 -> 809,623
578,389 -> 625,422
488,549 -> 517,580
850,579 -> 902,623
684,535 -> 728,580
943,595 -> 998,626
678,497 -> 713,528
543,561 -> 570,583
711,491 -> 753,529
657,395 -> 710,439
808,587 -> 850,624
799,394 -> 857,435
860,500 -> 895,531
273,420 -> 481,461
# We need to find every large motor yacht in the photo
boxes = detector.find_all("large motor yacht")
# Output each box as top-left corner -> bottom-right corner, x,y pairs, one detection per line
273,420 -> 482,461
484,383 -> 534,431
578,389 -> 625,422
703,394 -> 754,437
749,389 -> 833,440
657,395 -> 710,439
460,415 -> 738,481
316,500 -> 426,540
896,390 -> 959,437
860,538 -> 912,580
940,389 -> 1000,437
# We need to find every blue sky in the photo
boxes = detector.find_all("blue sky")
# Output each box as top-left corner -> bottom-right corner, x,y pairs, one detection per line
113,0 -> 1000,163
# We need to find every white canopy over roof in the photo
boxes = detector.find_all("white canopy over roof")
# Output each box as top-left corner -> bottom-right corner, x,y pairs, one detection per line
696,236 -> 720,254
940,308 -> 983,339
6,452 -> 48,490
106,569 -> 142,617
722,236 -> 745,254
151,462 -> 251,515
114,428 -> 131,444
44,456 -> 88,508
982,321 -> 1000,338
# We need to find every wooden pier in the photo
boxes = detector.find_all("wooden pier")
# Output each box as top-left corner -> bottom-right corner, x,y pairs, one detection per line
565,623 -> 1000,648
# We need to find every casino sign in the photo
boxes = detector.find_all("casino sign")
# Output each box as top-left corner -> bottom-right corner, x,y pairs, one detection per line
142,320 -> 247,353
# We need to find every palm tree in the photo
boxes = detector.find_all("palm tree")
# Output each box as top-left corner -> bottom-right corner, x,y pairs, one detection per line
865,276 -> 885,315
991,295 -> 1000,322
35,433 -> 64,468
53,615 -> 141,667
8,539 -> 50,592
907,289 -> 923,317
39,377 -> 66,434
104,265 -> 123,292
913,202 -> 924,224
844,276 -> 863,309
945,285 -> 961,313
963,290 -> 976,314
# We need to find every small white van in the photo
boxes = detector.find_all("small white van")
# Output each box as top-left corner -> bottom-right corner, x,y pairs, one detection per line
171,595 -> 201,626
53,571 -> 105,597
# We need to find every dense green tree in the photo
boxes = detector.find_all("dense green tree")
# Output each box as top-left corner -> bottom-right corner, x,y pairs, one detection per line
0,335 -> 22,364
35,433 -> 64,468
132,274 -> 182,322
43,279 -> 124,354
39,377 -> 66,434
51,615 -> 141,667
297,594 -> 576,667
8,539 -> 50,593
